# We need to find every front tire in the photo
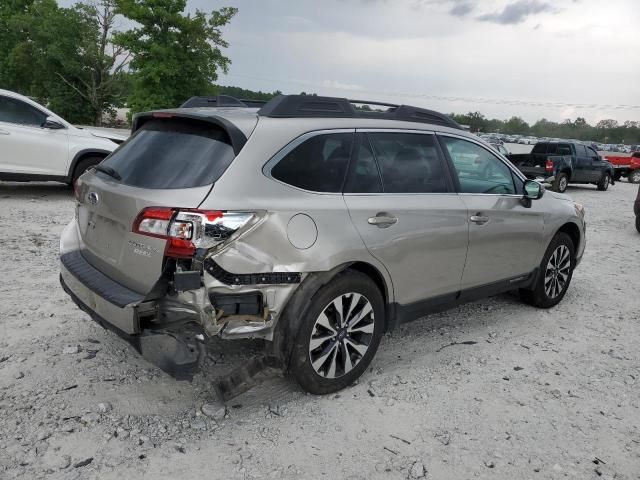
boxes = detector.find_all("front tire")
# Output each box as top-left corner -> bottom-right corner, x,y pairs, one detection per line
290,271 -> 384,395
597,173 -> 611,191
636,216 -> 640,234
520,232 -> 575,308
629,169 -> 640,184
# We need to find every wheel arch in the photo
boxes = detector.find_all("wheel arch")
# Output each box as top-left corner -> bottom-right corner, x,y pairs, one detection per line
556,222 -> 581,253
344,261 -> 396,332
272,260 -> 395,369
66,149 -> 111,182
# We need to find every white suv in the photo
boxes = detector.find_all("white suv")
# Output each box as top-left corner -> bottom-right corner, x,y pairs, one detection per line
0,89 -> 126,185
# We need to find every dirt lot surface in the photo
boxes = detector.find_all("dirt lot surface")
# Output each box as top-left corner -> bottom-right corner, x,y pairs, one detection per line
1,180 -> 639,480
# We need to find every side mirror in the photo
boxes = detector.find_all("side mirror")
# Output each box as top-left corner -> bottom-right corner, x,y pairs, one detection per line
42,117 -> 65,129
524,179 -> 545,200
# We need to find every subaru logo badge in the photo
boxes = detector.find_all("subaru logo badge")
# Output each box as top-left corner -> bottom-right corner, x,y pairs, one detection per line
87,192 -> 100,206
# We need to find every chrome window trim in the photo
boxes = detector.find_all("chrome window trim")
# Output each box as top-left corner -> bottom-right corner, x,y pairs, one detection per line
355,128 -> 436,134
262,128 -> 355,195
343,192 -> 461,197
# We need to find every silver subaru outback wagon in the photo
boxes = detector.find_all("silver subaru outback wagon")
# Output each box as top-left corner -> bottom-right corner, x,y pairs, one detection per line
60,95 -> 586,394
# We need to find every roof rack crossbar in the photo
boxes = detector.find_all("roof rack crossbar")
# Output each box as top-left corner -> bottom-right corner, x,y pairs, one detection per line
256,95 -> 461,129
180,95 -> 268,109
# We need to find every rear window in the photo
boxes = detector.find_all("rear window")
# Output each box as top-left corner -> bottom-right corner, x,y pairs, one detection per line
270,133 -> 353,192
100,119 -> 235,189
531,143 -> 548,154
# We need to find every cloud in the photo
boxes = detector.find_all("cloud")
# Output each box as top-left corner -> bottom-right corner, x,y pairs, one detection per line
478,0 -> 555,24
321,79 -> 363,91
448,1 -> 476,17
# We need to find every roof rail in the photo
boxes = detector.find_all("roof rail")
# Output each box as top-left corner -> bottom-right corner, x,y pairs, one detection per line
180,95 -> 268,109
257,95 -> 462,129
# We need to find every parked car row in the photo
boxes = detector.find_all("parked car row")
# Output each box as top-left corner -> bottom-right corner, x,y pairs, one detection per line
3,90 -> 637,395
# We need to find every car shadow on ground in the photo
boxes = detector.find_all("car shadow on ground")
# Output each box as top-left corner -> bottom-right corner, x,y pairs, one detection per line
195,290 -> 529,409
0,181 -> 73,199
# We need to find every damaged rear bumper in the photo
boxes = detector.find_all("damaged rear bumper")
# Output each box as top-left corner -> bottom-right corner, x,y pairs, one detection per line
60,251 -> 205,379
59,250 -> 295,379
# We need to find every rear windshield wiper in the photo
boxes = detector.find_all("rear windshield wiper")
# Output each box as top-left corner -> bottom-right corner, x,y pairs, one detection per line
93,164 -> 121,181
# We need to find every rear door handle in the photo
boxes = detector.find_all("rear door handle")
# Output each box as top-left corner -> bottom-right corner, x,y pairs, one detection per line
367,213 -> 398,228
0,129 -> 9,135
470,214 -> 490,225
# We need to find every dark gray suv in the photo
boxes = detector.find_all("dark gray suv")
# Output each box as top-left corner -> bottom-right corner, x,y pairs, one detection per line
60,95 -> 586,394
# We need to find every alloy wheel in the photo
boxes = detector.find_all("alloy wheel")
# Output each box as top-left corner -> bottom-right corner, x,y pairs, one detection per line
308,293 -> 375,379
559,176 -> 568,192
544,244 -> 571,299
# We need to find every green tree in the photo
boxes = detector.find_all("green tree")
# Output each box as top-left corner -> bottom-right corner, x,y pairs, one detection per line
57,0 -> 131,125
114,0 -> 237,114
0,0 -> 129,124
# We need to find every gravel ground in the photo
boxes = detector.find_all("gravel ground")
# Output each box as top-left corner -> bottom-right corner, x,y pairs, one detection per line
0,180 -> 639,480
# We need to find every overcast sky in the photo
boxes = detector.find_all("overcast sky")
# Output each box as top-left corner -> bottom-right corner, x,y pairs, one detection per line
67,0 -> 640,123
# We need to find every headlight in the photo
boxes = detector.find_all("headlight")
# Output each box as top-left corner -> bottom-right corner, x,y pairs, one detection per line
574,202 -> 585,217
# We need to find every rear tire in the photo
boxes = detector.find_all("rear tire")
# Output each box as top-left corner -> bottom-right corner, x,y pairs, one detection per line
629,169 -> 640,184
71,156 -> 104,185
289,271 -> 385,395
520,232 -> 575,308
597,173 -> 611,191
553,173 -> 569,193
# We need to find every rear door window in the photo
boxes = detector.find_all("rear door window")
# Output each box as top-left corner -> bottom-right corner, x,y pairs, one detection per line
575,144 -> 587,156
270,133 -> 353,192
99,119 -> 235,189
367,132 -> 450,193
344,135 -> 383,193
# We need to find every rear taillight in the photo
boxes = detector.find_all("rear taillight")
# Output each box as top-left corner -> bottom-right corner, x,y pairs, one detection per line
132,207 -> 254,259
545,159 -> 554,173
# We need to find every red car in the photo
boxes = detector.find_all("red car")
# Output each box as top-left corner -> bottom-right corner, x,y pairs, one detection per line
605,152 -> 640,184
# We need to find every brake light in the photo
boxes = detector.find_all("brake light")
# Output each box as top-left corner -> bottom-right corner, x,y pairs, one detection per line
132,207 -> 254,259
545,159 -> 554,173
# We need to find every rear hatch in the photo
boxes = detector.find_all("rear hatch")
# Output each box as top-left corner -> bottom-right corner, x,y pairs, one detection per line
74,116 -> 245,294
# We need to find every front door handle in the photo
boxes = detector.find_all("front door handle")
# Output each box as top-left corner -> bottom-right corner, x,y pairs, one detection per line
469,214 -> 490,225
367,213 -> 398,228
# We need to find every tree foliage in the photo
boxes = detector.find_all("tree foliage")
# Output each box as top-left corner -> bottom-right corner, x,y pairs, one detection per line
0,0 -> 129,124
213,85 -> 282,101
113,0 -> 237,115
